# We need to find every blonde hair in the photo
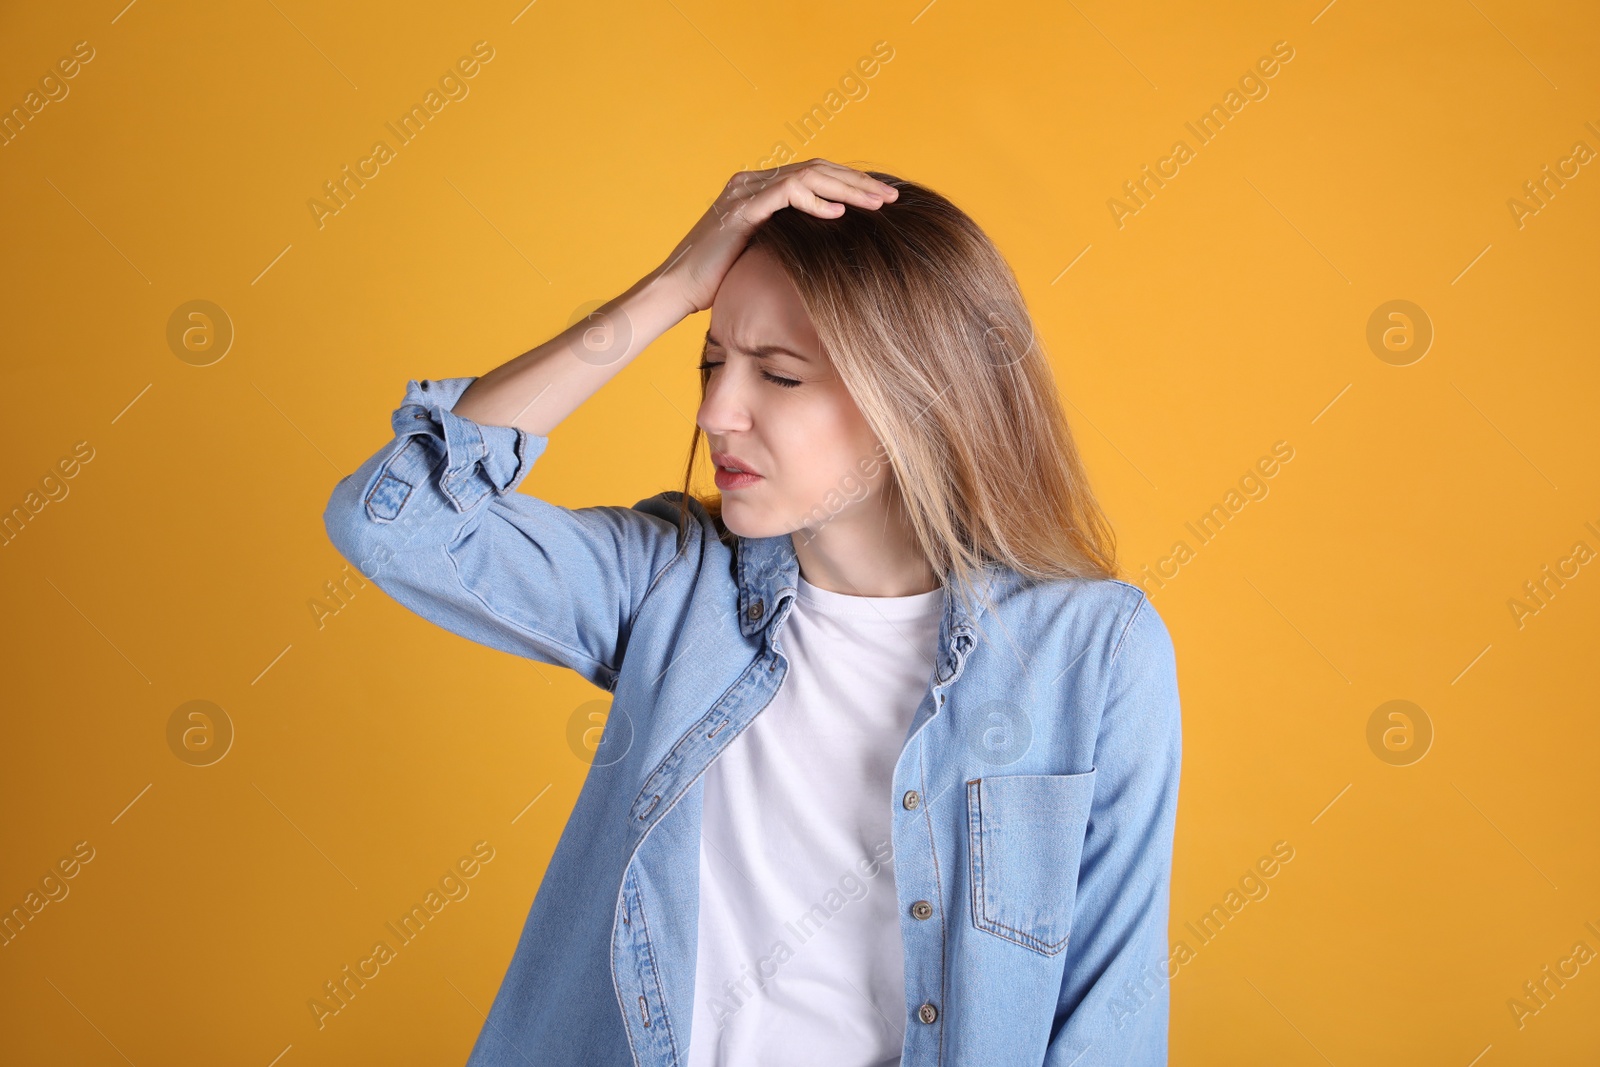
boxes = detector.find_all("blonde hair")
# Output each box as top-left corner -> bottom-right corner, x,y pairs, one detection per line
674,167 -> 1119,626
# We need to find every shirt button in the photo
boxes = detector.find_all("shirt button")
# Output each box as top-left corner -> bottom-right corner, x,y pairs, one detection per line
902,790 -> 920,810
747,599 -> 764,621
918,1003 -> 938,1024
911,900 -> 932,920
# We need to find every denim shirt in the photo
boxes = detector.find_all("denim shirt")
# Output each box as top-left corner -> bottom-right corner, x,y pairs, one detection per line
322,377 -> 1183,1067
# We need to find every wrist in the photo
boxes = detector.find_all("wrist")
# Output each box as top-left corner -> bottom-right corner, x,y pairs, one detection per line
620,267 -> 698,332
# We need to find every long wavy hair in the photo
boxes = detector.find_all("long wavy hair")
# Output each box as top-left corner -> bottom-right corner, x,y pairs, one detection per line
671,166 -> 1119,626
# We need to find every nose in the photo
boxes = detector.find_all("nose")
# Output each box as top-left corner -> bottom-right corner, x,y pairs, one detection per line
695,361 -> 754,437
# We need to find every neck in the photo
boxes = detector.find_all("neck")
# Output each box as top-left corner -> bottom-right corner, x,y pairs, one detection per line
790,495 -> 939,598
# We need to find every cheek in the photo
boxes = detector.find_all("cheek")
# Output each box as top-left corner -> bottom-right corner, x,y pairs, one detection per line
784,429 -> 882,507
759,385 -> 880,502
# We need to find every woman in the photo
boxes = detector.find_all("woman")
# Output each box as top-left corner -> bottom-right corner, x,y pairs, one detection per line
324,159 -> 1182,1067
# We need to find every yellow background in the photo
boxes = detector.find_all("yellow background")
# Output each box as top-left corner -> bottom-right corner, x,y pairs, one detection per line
2,0 -> 1597,1063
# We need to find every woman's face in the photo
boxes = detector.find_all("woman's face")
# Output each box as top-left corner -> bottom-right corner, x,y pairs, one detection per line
696,245 -> 888,540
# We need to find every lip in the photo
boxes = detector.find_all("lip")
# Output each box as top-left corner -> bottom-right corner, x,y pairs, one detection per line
714,468 -> 761,491
711,450 -> 763,491
710,451 -> 761,477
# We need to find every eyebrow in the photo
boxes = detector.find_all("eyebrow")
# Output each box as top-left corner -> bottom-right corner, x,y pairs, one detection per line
703,329 -> 813,363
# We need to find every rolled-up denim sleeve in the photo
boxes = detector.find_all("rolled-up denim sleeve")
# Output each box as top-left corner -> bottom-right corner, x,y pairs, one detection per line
322,376 -> 689,691
1043,594 -> 1182,1065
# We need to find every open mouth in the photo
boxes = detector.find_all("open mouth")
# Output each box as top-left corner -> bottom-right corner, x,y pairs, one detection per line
711,451 -> 760,477
711,451 -> 763,490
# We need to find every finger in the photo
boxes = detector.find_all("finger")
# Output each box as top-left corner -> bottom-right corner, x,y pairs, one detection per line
796,169 -> 893,212
787,183 -> 847,217
725,165 -> 809,220
731,165 -> 862,223
744,160 -> 894,206
722,162 -> 892,228
804,160 -> 900,201
723,170 -> 804,228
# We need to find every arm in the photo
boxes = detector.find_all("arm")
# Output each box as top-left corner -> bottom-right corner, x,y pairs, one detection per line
450,266 -> 690,436
450,161 -> 899,436
1043,594 -> 1183,1065
322,371 -> 692,691
322,161 -> 900,686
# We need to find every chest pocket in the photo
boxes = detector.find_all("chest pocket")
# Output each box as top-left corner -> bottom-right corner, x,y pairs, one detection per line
966,770 -> 1097,957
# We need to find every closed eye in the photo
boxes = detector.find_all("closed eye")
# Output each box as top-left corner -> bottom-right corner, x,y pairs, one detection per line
697,360 -> 801,389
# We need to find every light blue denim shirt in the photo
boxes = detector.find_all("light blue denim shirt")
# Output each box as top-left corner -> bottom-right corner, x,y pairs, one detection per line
323,376 -> 1183,1067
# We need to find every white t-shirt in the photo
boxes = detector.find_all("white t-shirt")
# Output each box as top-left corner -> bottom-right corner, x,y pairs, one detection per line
687,573 -> 946,1067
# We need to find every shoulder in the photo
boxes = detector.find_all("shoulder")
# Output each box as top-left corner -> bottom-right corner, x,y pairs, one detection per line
1089,581 -> 1179,718
994,570 -> 1149,633
631,490 -> 735,548
993,571 -> 1175,675
1016,577 -> 1182,756
1101,580 -> 1175,673
627,490 -> 738,589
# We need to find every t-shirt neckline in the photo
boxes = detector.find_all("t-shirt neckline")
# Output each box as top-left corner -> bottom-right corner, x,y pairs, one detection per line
795,573 -> 946,622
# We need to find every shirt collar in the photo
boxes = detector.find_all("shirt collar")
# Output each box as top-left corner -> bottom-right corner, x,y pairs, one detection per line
735,530 -> 1005,672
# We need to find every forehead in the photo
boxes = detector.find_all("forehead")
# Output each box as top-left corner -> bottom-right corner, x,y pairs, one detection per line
706,247 -> 820,357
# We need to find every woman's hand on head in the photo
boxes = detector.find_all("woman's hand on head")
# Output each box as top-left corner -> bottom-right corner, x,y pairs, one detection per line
654,159 -> 898,315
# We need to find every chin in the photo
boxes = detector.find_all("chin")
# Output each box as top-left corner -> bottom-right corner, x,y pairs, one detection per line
717,498 -> 798,540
